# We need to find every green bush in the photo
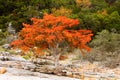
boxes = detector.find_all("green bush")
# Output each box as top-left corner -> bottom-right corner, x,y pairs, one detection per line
84,30 -> 120,68
0,30 -> 8,45
90,30 -> 120,52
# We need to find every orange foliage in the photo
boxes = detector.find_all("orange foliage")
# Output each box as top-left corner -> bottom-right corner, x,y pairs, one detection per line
75,0 -> 91,8
11,14 -> 93,56
51,6 -> 72,17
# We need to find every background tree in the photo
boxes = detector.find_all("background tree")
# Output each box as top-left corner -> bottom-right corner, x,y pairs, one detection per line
105,0 -> 117,5
0,0 -> 119,34
51,6 -> 72,17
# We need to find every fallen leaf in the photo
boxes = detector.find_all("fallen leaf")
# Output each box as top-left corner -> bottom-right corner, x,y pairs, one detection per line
0,67 -> 6,74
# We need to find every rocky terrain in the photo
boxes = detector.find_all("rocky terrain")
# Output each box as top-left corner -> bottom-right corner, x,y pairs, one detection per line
0,67 -> 79,80
0,55 -> 79,80
0,46 -> 120,80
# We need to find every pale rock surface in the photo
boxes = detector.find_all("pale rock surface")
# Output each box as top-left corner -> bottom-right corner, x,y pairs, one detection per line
0,67 -> 79,80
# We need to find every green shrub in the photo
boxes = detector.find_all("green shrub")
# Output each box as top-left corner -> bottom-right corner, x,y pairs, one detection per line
84,30 -> 120,68
0,30 -> 8,45
22,51 -> 34,60
90,30 -> 120,52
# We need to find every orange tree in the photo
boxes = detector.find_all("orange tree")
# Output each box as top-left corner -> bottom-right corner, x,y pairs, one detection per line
11,14 -> 93,66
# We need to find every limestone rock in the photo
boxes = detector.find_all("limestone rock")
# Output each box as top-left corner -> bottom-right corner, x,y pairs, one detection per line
2,44 -> 10,49
0,51 -> 10,56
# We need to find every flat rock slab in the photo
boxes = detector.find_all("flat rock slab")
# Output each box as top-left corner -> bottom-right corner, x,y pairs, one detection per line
0,67 -> 79,80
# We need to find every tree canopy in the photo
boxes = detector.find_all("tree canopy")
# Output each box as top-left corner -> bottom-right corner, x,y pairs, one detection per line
11,14 -> 93,56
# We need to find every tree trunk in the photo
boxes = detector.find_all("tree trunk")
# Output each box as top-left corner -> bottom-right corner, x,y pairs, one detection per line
49,43 -> 61,67
54,53 -> 60,67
